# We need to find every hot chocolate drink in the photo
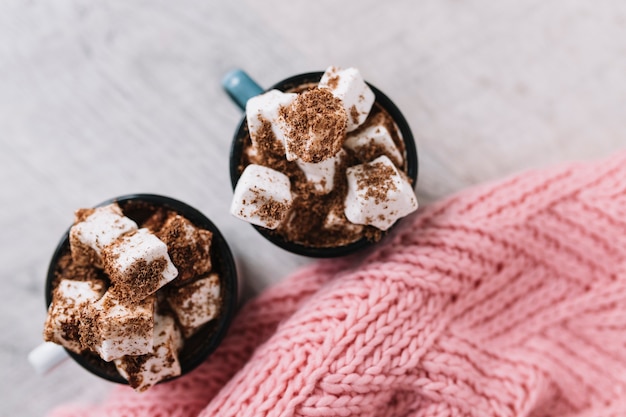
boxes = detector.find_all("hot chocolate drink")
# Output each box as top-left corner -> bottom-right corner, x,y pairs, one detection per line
230,66 -> 419,249
44,199 -> 226,392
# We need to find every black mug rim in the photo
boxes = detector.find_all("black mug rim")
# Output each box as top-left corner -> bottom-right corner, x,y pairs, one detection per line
229,71 -> 418,258
45,193 -> 238,385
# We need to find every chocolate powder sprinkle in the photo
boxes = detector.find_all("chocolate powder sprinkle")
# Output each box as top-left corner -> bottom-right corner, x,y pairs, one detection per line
355,161 -> 398,205
280,88 -> 347,163
108,258 -> 168,305
351,138 -> 399,167
326,75 -> 340,89
350,105 -> 360,126
254,117 -> 286,156
79,315 -> 98,351
74,208 -> 96,223
53,252 -> 105,288
168,277 -> 221,330
351,106 -> 408,174
156,214 -> 213,284
249,188 -> 288,228
122,355 -> 148,389
142,207 -> 170,233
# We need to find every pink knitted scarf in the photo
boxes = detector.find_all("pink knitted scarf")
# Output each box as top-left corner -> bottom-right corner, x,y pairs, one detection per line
49,151 -> 626,417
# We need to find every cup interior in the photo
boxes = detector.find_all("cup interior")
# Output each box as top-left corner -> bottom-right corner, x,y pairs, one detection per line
45,194 -> 238,385
229,72 -> 418,258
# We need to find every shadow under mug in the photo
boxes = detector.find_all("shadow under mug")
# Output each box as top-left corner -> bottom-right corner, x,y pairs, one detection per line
45,194 -> 238,385
223,69 -> 418,258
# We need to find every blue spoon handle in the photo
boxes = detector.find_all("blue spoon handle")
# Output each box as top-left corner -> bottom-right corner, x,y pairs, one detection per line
222,69 -> 264,111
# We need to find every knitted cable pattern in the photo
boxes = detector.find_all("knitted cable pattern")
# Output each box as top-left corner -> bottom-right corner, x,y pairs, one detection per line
49,150 -> 626,417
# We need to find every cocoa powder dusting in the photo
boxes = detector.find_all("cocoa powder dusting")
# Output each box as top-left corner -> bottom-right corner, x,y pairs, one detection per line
168,278 -> 221,320
326,75 -> 340,89
60,320 -> 80,343
247,188 -> 288,228
350,105 -> 360,126
354,106 -> 408,175
142,207 -> 169,233
280,88 -> 347,163
157,214 -> 213,283
352,138 -> 394,165
121,355 -> 147,389
355,161 -> 398,204
79,315 -> 98,351
52,251 -> 106,289
253,118 -> 286,156
108,258 -> 168,305
73,208 -> 96,223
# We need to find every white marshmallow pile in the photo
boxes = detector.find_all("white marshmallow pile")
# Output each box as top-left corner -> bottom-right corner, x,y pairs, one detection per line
44,203 -> 222,391
231,66 -> 418,235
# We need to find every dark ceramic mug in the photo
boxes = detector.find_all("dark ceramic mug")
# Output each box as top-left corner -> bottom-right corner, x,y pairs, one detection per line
222,69 -> 418,258
43,194 -> 238,385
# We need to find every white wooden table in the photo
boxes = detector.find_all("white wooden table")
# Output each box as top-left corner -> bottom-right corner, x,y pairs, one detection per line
1,1 -> 625,415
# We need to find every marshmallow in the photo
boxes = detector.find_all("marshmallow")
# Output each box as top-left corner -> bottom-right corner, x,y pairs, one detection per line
246,89 -> 297,153
230,164 -> 293,230
168,273 -> 221,337
319,66 -> 375,132
43,279 -> 106,353
70,203 -> 138,267
345,124 -> 403,168
323,203 -> 364,234
282,88 -> 347,163
86,291 -> 155,362
114,313 -> 183,392
344,155 -> 418,231
157,214 -> 213,282
103,228 -> 178,303
296,149 -> 346,194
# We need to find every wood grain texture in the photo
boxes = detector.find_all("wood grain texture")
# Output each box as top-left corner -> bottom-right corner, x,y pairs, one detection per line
1,0 -> 624,415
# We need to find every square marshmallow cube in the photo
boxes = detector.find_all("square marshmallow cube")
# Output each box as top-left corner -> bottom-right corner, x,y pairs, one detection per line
70,204 -> 138,267
344,155 -> 418,231
323,203 -> 364,234
319,66 -> 375,132
246,89 -> 297,152
168,273 -> 221,337
345,124 -> 403,168
230,164 -> 293,230
157,214 -> 213,282
103,228 -> 178,303
43,279 -> 106,353
296,149 -> 346,194
115,313 -> 183,392
88,291 -> 156,361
